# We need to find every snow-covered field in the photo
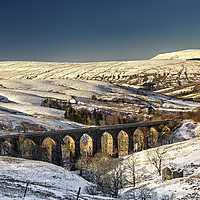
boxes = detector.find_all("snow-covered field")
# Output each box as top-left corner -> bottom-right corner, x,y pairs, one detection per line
0,126 -> 199,199
0,51 -> 199,199
0,56 -> 200,90
155,81 -> 200,102
151,49 -> 200,60
0,156 -> 109,200
120,135 -> 200,199
0,79 -> 200,135
0,79 -> 119,133
0,53 -> 199,133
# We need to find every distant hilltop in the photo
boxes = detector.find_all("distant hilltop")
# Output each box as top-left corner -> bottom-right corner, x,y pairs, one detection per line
1,49 -> 200,91
151,49 -> 200,60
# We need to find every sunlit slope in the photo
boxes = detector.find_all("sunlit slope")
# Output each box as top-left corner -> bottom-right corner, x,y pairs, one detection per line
151,49 -> 200,60
156,81 -> 200,101
122,136 -> 200,199
0,58 -> 200,90
0,79 -> 199,135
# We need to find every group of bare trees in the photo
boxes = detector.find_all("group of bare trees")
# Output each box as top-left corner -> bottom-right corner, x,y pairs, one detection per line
76,153 -> 125,197
146,148 -> 167,176
64,104 -> 137,126
75,146 -> 168,198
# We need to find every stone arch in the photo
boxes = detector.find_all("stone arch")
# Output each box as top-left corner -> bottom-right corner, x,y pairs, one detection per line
0,139 -> 12,156
133,128 -> 144,152
62,135 -> 75,164
42,137 -> 56,163
118,130 -> 129,157
101,132 -> 113,155
21,138 -> 36,159
160,126 -> 171,144
148,127 -> 159,147
162,126 -> 171,134
80,133 -> 93,157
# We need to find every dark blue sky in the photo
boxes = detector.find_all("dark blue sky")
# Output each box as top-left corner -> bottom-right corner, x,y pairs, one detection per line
0,0 -> 200,62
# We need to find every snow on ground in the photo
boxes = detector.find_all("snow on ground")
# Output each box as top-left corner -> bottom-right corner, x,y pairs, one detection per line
0,77 -> 199,199
0,79 -> 105,133
175,120 -> 200,140
183,92 -> 200,99
0,156 -> 110,200
0,155 -> 119,200
121,137 -> 200,199
0,58 -> 199,135
0,131 -> 200,199
0,78 -> 199,134
0,58 -> 200,91
0,56 -> 199,199
165,86 -> 195,96
0,79 -> 122,132
151,49 -> 200,60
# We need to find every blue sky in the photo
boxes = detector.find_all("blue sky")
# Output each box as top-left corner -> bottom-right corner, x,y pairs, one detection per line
0,0 -> 200,62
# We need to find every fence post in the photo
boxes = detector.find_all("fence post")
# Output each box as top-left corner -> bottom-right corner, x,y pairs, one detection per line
23,182 -> 29,199
76,187 -> 81,200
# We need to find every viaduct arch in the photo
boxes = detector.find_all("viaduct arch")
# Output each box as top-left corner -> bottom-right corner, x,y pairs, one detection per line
0,120 -> 172,166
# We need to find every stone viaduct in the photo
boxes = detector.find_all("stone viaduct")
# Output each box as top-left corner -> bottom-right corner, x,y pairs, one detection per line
0,120 -> 172,166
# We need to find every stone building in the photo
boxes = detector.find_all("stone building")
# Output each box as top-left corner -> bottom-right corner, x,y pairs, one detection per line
162,167 -> 183,181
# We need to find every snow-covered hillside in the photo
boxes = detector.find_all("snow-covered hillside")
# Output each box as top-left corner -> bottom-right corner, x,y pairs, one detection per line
0,79 -> 200,135
156,82 -> 200,101
120,136 -> 200,199
0,51 -> 199,199
0,156 -> 108,200
0,133 -> 199,199
0,56 -> 200,90
151,49 -> 200,60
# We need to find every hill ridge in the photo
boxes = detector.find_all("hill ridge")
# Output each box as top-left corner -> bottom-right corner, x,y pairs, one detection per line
151,49 -> 200,60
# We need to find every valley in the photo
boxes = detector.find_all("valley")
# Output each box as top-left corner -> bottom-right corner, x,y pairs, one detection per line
0,49 -> 200,199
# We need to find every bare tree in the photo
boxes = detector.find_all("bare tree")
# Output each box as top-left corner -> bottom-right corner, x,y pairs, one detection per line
75,155 -> 90,177
124,156 -> 137,187
146,147 -> 167,176
102,160 -> 125,197
78,153 -> 125,198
